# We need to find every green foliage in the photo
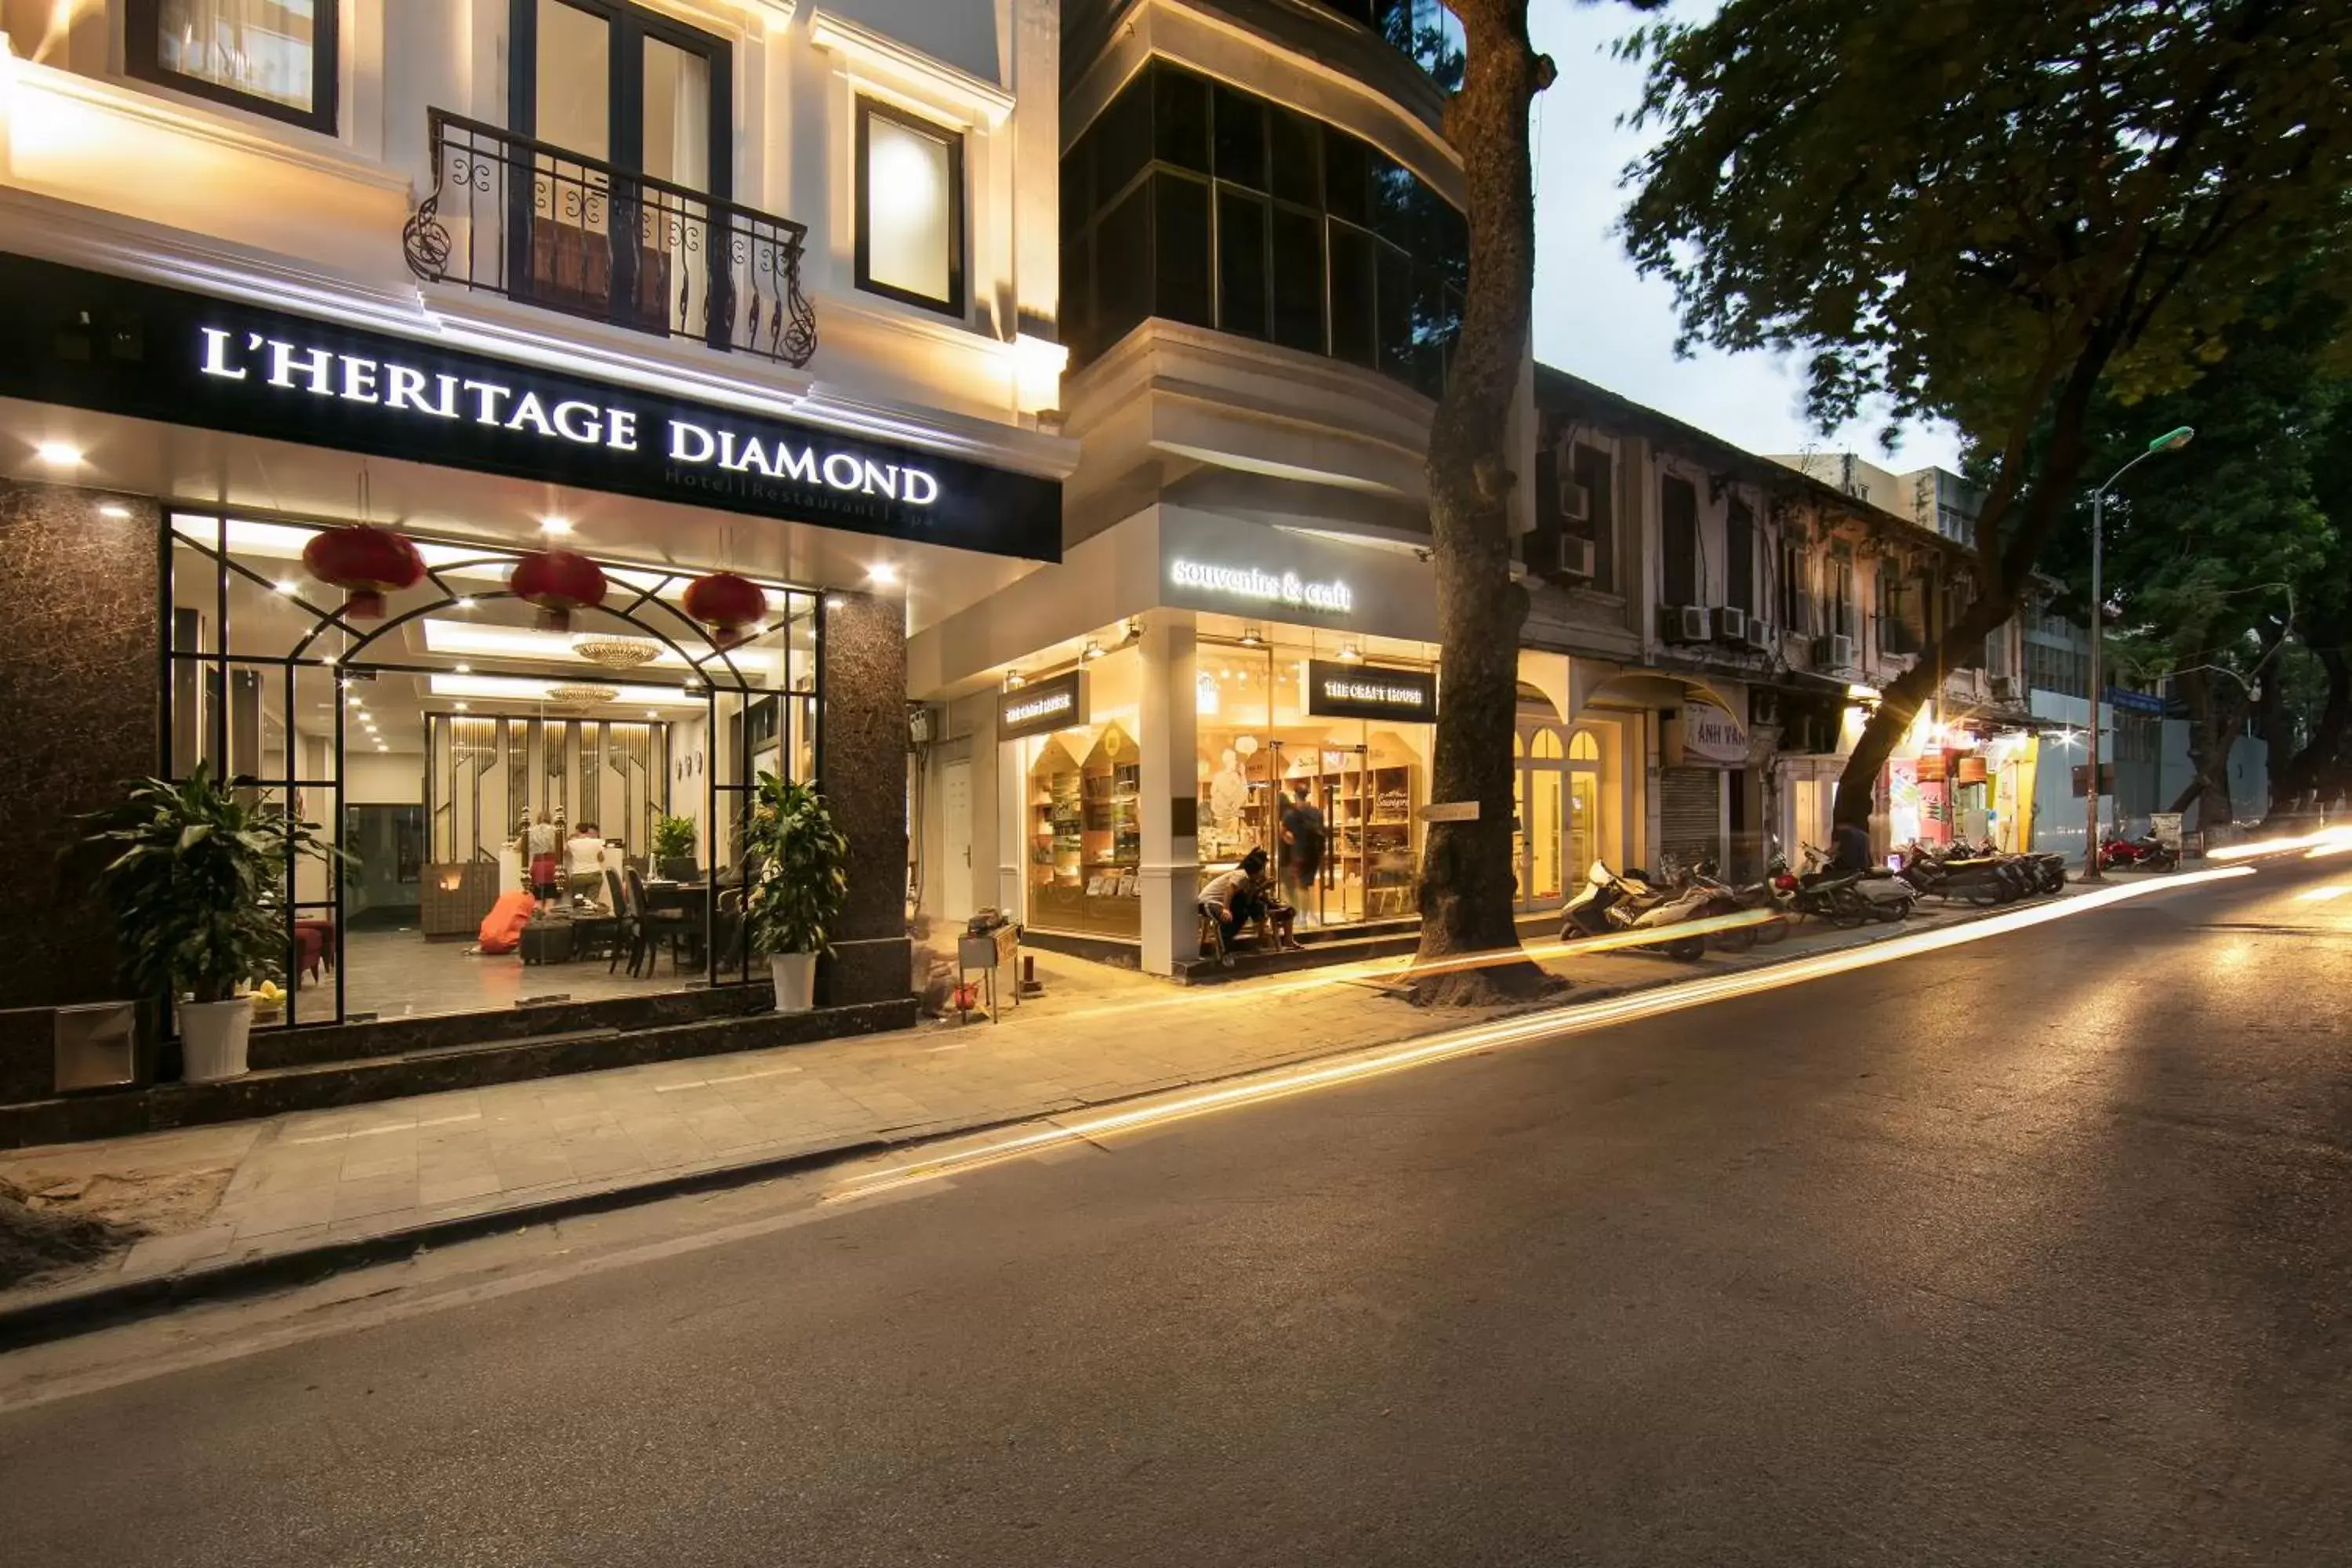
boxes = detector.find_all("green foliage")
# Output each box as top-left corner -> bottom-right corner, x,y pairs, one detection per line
742,775 -> 848,958
1621,1 -> 2352,456
651,815 -> 697,861
80,766 -> 347,1005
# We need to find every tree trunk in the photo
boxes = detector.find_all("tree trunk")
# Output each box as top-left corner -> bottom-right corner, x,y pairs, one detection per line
2269,644 -> 2349,819
2171,665 -> 2237,828
1410,1 -> 1555,1006
2256,663 -> 2292,819
1832,589 -> 2019,831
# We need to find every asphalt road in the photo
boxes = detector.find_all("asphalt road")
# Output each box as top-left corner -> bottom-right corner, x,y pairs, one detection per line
4,858 -> 2349,1566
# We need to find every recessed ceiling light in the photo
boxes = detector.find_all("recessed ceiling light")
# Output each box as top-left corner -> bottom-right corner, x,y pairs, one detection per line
98,503 -> 132,520
348,699 -> 365,710
274,579 -> 299,595
866,562 -> 898,586
34,440 -> 83,467
645,710 -> 659,718
539,516 -> 573,535
452,702 -> 469,712
455,597 -> 478,610
453,662 -> 470,673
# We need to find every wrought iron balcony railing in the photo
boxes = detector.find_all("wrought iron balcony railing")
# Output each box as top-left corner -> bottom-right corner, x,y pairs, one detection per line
403,109 -> 815,368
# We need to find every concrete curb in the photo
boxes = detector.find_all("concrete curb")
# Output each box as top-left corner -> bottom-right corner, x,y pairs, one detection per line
0,891 -> 2053,1351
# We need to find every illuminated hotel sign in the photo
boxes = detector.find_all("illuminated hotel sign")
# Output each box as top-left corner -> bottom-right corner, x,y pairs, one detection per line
1305,659 -> 1438,721
997,670 -> 1088,741
0,254 -> 1059,562
1168,558 -> 1353,614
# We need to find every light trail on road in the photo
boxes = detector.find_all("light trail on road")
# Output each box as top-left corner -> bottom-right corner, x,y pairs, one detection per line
829,866 -> 2257,1203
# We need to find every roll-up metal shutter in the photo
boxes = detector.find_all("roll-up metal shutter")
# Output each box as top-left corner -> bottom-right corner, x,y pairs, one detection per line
1658,765 -> 1722,873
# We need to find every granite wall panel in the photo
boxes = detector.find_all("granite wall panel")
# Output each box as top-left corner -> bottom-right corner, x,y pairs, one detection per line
0,482 -> 161,1013
818,589 -> 912,1006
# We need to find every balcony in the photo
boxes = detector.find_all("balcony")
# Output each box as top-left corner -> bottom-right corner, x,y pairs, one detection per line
403,111 -> 815,368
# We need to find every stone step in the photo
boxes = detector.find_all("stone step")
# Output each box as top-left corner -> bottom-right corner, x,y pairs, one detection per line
0,999 -> 916,1151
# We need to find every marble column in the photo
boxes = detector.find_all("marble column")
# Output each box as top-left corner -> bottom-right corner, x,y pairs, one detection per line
818,588 -> 912,1006
1138,612 -> 1199,975
0,482 -> 162,1011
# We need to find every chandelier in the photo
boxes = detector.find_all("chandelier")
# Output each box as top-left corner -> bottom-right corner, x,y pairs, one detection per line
570,633 -> 662,670
545,683 -> 619,708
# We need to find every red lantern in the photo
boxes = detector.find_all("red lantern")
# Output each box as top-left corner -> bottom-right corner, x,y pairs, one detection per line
681,572 -> 768,647
509,550 -> 608,633
301,524 -> 424,621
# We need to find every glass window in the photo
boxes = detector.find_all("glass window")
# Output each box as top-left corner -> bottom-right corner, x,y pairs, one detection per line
1269,109 -> 1321,207
1153,174 -> 1214,328
1063,234 -> 1094,365
858,100 -> 964,314
1569,444 -> 1616,593
1726,499 -> 1755,613
535,0 -> 611,162
1213,84 -> 1267,190
1323,132 -> 1370,227
1375,243 -> 1414,382
1271,208 -> 1327,355
1096,182 -> 1153,349
1329,224 -> 1377,368
1217,190 -> 1271,341
1153,64 -> 1212,174
132,0 -> 336,132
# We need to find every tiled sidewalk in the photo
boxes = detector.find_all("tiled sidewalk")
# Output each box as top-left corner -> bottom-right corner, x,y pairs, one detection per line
0,902 -> 2002,1311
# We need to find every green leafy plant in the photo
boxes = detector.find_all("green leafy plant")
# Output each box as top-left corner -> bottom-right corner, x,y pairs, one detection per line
652,815 -> 698,861
80,766 -> 347,1004
742,774 -> 848,957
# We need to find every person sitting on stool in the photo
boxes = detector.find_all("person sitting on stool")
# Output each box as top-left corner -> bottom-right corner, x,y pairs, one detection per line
1201,848 -> 1299,953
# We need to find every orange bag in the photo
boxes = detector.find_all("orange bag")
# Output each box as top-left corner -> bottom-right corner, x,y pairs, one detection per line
477,890 -> 536,956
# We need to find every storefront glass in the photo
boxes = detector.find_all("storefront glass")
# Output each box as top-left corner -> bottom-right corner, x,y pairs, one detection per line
1020,644 -> 1144,940
1195,633 -> 1433,927
165,513 -> 815,1026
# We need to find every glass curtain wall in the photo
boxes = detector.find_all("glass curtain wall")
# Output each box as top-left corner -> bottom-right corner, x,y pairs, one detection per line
165,512 -> 815,1028
1062,60 -> 1468,397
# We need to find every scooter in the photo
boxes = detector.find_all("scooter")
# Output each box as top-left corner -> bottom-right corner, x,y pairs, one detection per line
1768,855 -> 1873,928
2101,832 -> 2179,873
1898,841 -> 2020,906
1562,861 -> 1715,961
1798,844 -> 1918,922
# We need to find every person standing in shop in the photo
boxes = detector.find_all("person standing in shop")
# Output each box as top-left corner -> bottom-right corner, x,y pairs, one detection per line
1279,782 -> 1326,925
521,810 -> 563,914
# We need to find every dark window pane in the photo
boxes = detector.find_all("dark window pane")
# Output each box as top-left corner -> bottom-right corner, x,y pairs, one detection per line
1154,173 -> 1213,327
1271,205 -> 1325,354
1213,84 -> 1266,190
1571,444 -> 1617,592
1153,64 -> 1211,174
1095,67 -> 1153,203
1216,190 -> 1269,340
1096,181 -> 1152,351
1375,242 -> 1412,381
1061,129 -> 1093,245
1370,153 -> 1420,247
1063,234 -> 1094,365
1726,499 -> 1755,612
1329,223 -> 1376,367
1323,132 -> 1368,225
1661,476 -> 1698,606
1269,109 -> 1320,207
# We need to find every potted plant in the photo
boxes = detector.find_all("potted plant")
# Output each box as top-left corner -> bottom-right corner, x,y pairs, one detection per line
82,766 -> 344,1082
742,773 -> 848,1013
652,815 -> 699,882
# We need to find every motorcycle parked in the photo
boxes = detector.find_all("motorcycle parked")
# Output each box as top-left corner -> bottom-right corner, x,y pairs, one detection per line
2101,831 -> 2179,873
1767,855 -> 1873,928
1562,861 -> 1722,961
1798,844 -> 1919,923
1896,840 -> 2020,906
1683,859 -> 1790,948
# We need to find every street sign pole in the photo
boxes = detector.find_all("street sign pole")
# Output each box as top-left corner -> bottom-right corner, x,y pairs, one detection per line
2084,487 -> 2104,883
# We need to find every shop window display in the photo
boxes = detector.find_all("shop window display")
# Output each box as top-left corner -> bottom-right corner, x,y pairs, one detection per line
1019,646 -> 1144,940
1195,638 -> 1433,926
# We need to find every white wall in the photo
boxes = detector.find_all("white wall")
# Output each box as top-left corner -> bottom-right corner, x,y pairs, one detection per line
346,752 -> 426,804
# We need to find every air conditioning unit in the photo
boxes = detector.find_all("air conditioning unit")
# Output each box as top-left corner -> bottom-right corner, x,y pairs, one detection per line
1545,533 -> 1594,583
1662,604 -> 1711,644
1744,619 -> 1772,652
1557,477 -> 1592,523
1812,633 -> 1856,670
1989,674 -> 2019,702
1713,606 -> 1748,644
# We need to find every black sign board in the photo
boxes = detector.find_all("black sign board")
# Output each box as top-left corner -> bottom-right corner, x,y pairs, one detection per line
998,670 -> 1087,741
1306,660 -> 1438,721
2071,762 -> 2117,798
0,252 -> 1061,562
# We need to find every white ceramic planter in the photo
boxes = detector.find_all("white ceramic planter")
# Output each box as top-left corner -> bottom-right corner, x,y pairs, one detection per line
769,952 -> 817,1014
180,996 -> 256,1082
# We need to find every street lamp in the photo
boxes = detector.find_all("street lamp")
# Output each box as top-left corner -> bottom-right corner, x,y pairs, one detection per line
2082,424 -> 2193,881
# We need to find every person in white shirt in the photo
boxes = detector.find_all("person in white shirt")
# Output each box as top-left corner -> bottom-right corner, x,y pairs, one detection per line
566,821 -> 608,906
